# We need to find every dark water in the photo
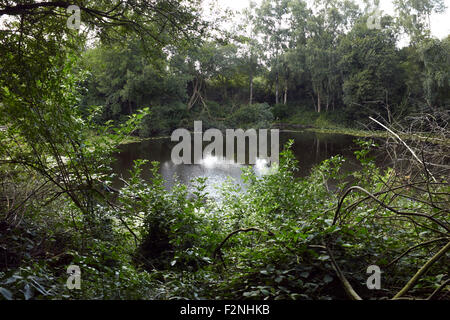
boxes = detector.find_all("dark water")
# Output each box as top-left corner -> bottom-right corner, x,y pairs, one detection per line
111,131 -> 385,197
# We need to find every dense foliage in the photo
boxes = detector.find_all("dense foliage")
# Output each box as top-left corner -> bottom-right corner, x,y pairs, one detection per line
78,0 -> 450,135
0,0 -> 448,301
0,140 -> 448,300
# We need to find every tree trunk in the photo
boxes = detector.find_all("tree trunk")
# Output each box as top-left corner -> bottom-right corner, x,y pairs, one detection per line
249,74 -> 253,105
311,93 -> 317,112
316,137 -> 320,161
284,86 -> 287,105
317,92 -> 321,113
188,78 -> 200,110
223,76 -> 227,100
275,73 -> 279,105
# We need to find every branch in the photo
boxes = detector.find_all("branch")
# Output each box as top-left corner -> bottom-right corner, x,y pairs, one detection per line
213,228 -> 267,261
369,117 -> 437,182
0,1 -> 71,16
387,237 -> 449,268
325,244 -> 363,300
393,241 -> 450,300
333,186 -> 450,233
427,279 -> 450,300
91,188 -> 139,247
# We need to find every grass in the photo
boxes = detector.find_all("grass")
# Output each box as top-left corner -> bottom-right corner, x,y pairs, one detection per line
275,110 -> 450,146
120,135 -> 171,145
303,125 -> 450,146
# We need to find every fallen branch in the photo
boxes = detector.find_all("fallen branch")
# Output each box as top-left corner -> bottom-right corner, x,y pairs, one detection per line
427,279 -> 450,300
386,237 -> 449,268
393,241 -> 450,300
369,117 -> 437,182
325,243 -> 363,300
333,186 -> 450,233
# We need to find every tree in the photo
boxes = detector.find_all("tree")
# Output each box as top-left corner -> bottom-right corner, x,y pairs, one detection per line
338,22 -> 405,121
418,37 -> 450,109
255,0 -> 292,105
394,0 -> 447,44
304,0 -> 360,113
172,41 -> 237,112
0,0 -> 205,216
240,3 -> 262,105
81,39 -> 189,123
0,0 -> 205,45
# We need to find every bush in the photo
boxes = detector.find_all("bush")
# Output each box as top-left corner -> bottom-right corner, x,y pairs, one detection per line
271,103 -> 294,120
139,102 -> 188,137
227,103 -> 274,129
286,109 -> 349,128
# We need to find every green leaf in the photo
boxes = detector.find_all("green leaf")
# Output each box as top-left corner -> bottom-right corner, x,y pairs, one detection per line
300,271 -> 310,278
318,255 -> 330,261
323,275 -> 333,284
0,287 -> 13,300
260,289 -> 270,296
243,291 -> 258,297
24,284 -> 32,300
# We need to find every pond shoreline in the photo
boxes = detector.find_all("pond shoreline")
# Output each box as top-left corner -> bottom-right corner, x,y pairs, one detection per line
120,122 -> 449,146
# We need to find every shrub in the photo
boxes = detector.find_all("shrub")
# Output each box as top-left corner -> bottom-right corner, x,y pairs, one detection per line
271,103 -> 293,120
139,102 -> 188,137
227,103 -> 274,129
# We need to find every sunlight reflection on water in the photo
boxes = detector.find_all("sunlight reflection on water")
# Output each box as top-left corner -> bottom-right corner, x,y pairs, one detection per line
113,132 -> 369,200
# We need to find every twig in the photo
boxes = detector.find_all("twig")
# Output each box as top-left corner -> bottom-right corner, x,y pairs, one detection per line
333,186 -> 449,233
325,243 -> 362,300
427,279 -> 450,300
213,228 -> 267,261
386,237 -> 449,268
369,117 -> 437,182
393,241 -> 450,300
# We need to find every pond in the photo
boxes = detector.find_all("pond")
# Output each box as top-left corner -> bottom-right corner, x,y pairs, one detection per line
112,131 -> 386,198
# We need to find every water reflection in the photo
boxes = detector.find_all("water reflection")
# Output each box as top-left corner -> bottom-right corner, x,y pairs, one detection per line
158,156 -> 246,196
112,131 -> 376,198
